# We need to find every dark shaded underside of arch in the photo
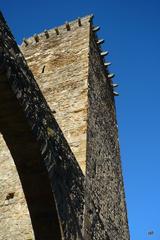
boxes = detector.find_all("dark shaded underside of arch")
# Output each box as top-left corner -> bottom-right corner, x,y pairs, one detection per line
0,73 -> 62,239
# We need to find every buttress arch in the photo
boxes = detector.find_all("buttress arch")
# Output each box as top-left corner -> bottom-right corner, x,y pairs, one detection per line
0,73 -> 61,239
0,11 -> 84,240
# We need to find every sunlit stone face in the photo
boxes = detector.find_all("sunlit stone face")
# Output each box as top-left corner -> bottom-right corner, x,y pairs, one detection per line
0,134 -> 34,240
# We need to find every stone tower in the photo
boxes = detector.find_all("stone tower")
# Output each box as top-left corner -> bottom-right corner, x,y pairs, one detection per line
0,12 -> 130,240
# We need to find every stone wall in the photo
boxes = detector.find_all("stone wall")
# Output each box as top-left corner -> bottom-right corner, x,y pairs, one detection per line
0,135 -> 34,240
83,27 -> 130,240
20,16 -> 91,173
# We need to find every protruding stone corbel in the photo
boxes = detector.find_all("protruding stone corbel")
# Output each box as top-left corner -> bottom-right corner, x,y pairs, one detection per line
34,34 -> 39,43
104,62 -> 111,67
108,73 -> 115,79
113,91 -> 119,96
44,30 -> 49,39
65,22 -> 70,31
100,51 -> 109,57
97,39 -> 104,45
23,38 -> 28,46
93,26 -> 100,32
89,14 -> 94,22
111,83 -> 119,88
55,28 -> 59,35
91,14 -> 94,19
78,18 -> 82,27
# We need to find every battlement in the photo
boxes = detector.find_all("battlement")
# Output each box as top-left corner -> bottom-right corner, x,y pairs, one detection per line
21,15 -> 93,47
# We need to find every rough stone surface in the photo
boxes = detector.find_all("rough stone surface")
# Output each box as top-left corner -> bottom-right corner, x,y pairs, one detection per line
20,16 -> 91,174
83,29 -> 130,240
0,135 -> 34,240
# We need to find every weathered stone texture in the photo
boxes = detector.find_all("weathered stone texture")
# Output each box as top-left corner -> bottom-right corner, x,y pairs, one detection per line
84,29 -> 130,240
20,16 -> 91,173
0,135 -> 34,240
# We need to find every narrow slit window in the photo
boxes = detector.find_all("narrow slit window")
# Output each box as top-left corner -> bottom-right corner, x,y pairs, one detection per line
41,65 -> 45,73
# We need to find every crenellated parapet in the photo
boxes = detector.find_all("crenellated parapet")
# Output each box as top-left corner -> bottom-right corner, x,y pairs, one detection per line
21,16 -> 91,47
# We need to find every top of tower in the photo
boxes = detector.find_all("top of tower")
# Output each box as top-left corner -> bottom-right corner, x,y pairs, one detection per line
20,15 -> 93,47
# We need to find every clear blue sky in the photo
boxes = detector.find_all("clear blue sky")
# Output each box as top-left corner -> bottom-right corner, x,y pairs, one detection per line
1,1 -> 160,239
